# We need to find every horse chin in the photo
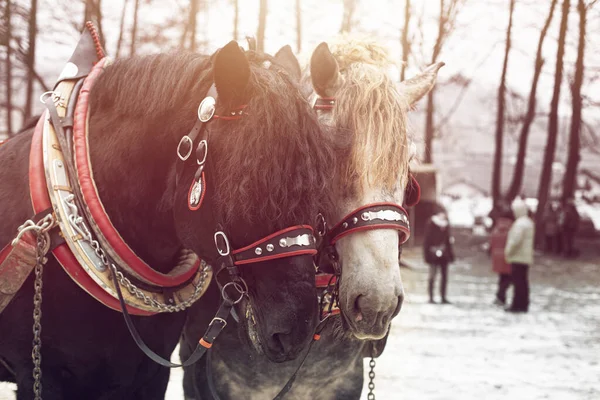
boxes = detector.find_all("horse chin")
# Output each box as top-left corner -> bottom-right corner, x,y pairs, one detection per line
237,298 -> 302,363
340,309 -> 390,340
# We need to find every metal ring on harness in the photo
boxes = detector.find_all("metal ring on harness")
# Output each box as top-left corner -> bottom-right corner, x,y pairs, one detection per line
196,140 -> 208,165
39,91 -> 55,104
221,281 -> 247,304
177,136 -> 194,161
316,213 -> 327,237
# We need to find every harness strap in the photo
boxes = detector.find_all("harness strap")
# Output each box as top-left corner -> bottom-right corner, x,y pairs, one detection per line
231,225 -> 317,265
110,263 -> 232,368
326,203 -> 410,245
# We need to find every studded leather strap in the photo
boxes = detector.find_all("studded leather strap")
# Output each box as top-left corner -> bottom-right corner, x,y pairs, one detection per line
326,203 -> 410,245
231,225 -> 317,265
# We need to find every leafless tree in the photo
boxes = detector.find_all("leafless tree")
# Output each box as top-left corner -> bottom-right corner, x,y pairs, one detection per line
535,0 -> 570,242
491,0 -> 516,205
179,0 -> 204,51
296,0 -> 302,53
340,0 -> 357,33
562,0 -> 588,202
233,0 -> 239,41
130,0 -> 140,55
115,0 -> 129,57
505,0 -> 558,201
23,0 -> 36,119
400,0 -> 411,81
422,0 -> 463,163
257,0 -> 267,52
3,0 -> 13,137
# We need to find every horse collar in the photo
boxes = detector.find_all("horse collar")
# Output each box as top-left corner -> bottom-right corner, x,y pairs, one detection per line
27,57 -> 210,315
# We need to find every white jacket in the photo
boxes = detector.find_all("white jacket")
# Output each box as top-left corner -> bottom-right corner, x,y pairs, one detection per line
505,199 -> 535,265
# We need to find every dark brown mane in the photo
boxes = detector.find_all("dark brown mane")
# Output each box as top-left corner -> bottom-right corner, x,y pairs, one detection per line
89,50 -> 337,230
211,52 -> 337,227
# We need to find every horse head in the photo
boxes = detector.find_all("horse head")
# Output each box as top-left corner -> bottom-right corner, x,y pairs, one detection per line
89,41 -> 336,362
278,37 -> 443,340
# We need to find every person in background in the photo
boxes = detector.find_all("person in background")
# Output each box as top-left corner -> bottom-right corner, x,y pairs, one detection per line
542,202 -> 560,254
490,205 -> 514,306
561,197 -> 580,257
423,209 -> 455,304
504,198 -> 535,313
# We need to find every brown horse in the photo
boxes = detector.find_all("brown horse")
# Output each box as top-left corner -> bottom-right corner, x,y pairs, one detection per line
0,40 -> 336,399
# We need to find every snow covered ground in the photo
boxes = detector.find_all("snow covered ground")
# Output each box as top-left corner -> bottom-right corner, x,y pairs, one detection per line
2,241 -> 600,399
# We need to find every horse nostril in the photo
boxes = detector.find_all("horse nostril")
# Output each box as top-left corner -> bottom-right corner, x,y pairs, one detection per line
354,295 -> 365,322
271,331 -> 292,355
398,292 -> 405,311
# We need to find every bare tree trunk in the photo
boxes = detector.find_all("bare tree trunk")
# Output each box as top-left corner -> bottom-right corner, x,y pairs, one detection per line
506,0 -> 557,201
340,0 -> 357,33
130,0 -> 140,56
562,0 -> 586,202
256,0 -> 267,53
400,0 -> 410,81
423,0 -> 445,164
233,0 -> 239,40
491,0 -> 515,204
116,0 -> 129,57
95,0 -> 105,49
296,0 -> 302,52
4,0 -> 13,137
83,0 -> 91,23
189,0 -> 199,51
24,0 -> 37,120
535,0 -> 570,243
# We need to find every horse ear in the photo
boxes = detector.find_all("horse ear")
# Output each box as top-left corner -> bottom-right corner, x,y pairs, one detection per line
310,42 -> 340,97
213,41 -> 250,104
274,45 -> 302,82
398,62 -> 445,107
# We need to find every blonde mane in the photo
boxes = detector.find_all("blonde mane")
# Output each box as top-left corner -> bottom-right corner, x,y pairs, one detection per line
328,36 -> 410,195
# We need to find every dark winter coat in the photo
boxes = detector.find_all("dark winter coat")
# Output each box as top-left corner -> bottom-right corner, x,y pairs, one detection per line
561,203 -> 580,232
423,216 -> 455,265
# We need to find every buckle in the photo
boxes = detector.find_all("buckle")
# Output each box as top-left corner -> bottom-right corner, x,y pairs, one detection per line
208,317 -> 227,330
214,231 -> 231,256
177,136 -> 193,161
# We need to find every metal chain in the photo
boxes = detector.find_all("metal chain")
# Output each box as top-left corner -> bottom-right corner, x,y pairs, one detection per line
13,215 -> 56,400
32,233 -> 50,400
367,357 -> 376,400
112,264 -> 210,313
64,194 -> 210,312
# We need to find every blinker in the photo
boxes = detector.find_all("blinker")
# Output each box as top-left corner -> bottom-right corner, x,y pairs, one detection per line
198,96 -> 216,122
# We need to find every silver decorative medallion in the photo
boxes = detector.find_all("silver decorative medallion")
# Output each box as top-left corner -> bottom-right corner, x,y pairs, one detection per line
198,97 -> 216,122
189,179 -> 203,207
279,234 -> 312,248
361,210 -> 407,223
